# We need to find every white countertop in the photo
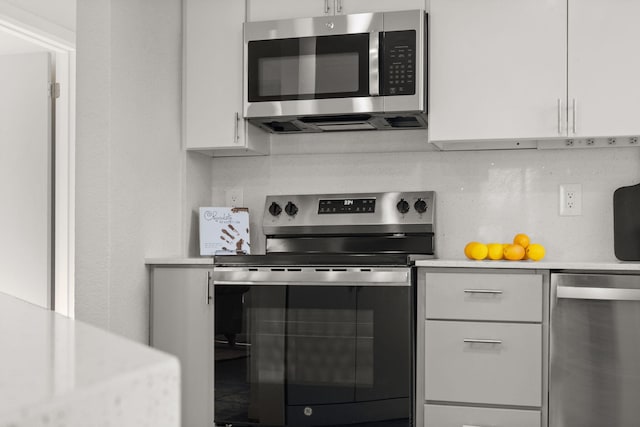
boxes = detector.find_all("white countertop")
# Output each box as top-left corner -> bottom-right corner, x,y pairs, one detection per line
145,257 -> 213,265
0,292 -> 180,427
415,259 -> 640,271
146,257 -> 640,271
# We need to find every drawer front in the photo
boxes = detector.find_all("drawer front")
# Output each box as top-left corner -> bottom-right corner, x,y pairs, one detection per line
425,272 -> 542,322
425,321 -> 542,406
425,404 -> 541,427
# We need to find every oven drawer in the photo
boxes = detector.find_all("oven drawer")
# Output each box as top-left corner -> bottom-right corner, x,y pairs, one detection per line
425,272 -> 543,322
425,404 -> 541,427
425,320 -> 542,407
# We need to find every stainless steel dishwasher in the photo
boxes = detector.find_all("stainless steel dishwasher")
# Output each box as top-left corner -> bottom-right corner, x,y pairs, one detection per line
550,272 -> 640,427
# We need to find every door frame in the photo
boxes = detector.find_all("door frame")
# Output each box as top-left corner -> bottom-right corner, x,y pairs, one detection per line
0,5 -> 76,317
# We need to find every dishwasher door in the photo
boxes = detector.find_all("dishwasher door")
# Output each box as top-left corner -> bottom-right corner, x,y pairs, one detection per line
550,272 -> 640,427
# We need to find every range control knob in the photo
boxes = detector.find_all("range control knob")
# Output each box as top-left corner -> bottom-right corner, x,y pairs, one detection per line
268,201 -> 282,216
414,198 -> 428,213
396,199 -> 410,214
285,201 -> 299,216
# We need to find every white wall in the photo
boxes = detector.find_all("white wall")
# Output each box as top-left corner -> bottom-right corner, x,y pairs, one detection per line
211,146 -> 640,262
75,0 -> 185,342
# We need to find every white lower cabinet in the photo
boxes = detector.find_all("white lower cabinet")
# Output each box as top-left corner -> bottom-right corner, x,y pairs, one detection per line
150,266 -> 214,427
425,321 -> 542,406
419,268 -> 548,427
425,404 -> 541,427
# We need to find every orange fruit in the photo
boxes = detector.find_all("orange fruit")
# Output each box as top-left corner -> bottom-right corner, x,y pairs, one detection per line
487,243 -> 504,260
513,233 -> 530,249
503,244 -> 525,261
526,243 -> 546,261
464,241 -> 480,259
469,243 -> 489,260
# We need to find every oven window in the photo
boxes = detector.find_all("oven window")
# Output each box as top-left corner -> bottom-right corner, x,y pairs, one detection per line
247,33 -> 370,102
285,308 -> 373,387
214,284 -> 413,427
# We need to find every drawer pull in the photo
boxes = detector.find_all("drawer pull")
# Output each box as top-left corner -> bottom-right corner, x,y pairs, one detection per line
463,289 -> 503,294
463,425 -> 484,427
463,338 -> 502,345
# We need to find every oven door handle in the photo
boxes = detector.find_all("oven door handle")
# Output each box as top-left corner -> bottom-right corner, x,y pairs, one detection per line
213,269 -> 410,287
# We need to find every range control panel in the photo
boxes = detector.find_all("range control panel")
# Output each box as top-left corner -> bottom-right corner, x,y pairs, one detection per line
318,198 -> 376,214
263,191 -> 435,236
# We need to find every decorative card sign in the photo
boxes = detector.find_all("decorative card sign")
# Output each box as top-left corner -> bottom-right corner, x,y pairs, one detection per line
199,207 -> 250,256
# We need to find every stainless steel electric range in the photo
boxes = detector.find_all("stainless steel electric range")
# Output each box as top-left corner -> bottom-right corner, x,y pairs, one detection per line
213,191 -> 435,427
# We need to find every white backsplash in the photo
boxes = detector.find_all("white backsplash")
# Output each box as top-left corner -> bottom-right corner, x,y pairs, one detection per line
211,147 -> 640,262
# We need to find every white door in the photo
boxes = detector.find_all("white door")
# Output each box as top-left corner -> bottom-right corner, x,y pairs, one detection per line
336,0 -> 426,15
428,0 -> 566,142
0,52 -> 53,309
568,0 -> 640,138
246,0 -> 332,21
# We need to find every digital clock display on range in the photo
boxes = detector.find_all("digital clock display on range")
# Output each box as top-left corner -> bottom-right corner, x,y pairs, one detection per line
318,198 -> 376,214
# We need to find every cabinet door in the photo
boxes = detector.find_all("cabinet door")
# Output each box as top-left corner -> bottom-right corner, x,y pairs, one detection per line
425,272 -> 543,322
184,0 -> 246,151
247,0 -> 333,21
336,0 -> 426,15
151,267 -> 213,427
425,321 -> 542,407
569,0 -> 640,138
426,404 -> 541,427
429,0 -> 566,142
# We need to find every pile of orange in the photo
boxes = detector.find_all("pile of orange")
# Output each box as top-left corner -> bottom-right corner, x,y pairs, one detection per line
464,233 -> 545,261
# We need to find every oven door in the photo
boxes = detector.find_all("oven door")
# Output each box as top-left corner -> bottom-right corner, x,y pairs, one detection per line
213,267 -> 414,427
244,12 -> 384,118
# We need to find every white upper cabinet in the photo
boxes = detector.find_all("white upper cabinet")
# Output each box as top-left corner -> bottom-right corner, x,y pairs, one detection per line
429,0 -> 640,147
184,0 -> 268,155
247,0 -> 334,21
336,0 -> 426,15
428,0 -> 567,143
247,0 -> 426,21
568,0 -> 640,138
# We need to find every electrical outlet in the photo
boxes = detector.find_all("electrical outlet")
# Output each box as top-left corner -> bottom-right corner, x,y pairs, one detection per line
225,188 -> 243,207
559,184 -> 582,216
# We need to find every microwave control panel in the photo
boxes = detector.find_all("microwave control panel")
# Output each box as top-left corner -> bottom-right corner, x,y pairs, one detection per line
382,30 -> 416,96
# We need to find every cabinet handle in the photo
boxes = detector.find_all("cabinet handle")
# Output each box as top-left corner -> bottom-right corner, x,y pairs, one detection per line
463,339 -> 502,345
324,0 -> 331,14
233,112 -> 239,143
463,289 -> 502,294
336,0 -> 342,13
207,271 -> 212,305
557,98 -> 562,135
572,98 -> 577,134
462,425 -> 484,427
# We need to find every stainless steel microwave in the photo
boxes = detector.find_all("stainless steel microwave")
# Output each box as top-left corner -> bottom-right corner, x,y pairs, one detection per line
243,10 -> 427,133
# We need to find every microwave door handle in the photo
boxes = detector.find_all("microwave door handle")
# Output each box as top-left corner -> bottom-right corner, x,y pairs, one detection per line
369,32 -> 380,96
